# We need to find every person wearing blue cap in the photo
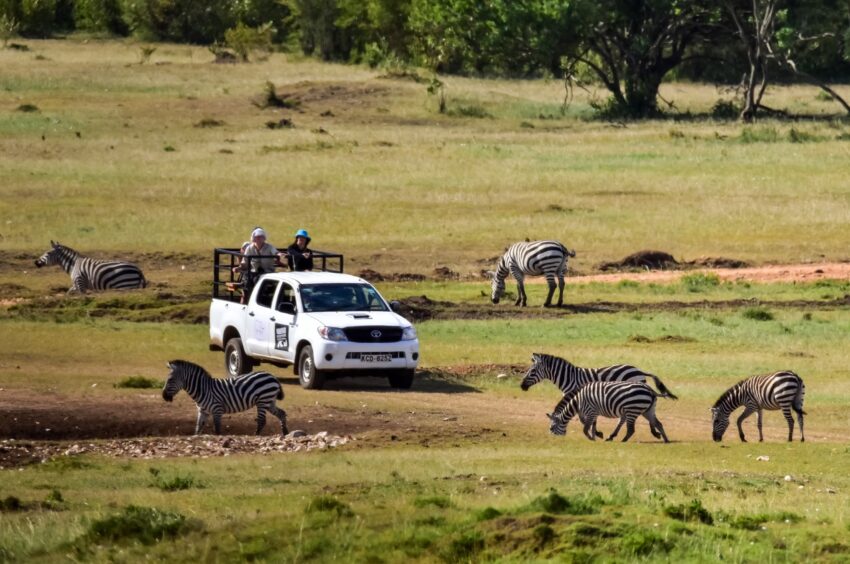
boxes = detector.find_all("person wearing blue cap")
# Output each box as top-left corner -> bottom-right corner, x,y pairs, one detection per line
287,229 -> 314,271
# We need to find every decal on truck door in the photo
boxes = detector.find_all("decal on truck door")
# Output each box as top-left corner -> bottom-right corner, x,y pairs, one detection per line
275,324 -> 289,351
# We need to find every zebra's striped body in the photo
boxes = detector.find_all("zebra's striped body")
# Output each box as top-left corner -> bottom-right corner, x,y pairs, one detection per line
548,381 -> 669,442
35,241 -> 146,293
163,360 -> 287,435
711,371 -> 805,442
490,240 -> 575,307
521,353 -> 678,400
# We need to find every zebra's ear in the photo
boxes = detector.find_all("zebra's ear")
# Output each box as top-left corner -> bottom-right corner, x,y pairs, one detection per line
531,352 -> 541,362
545,413 -> 554,421
51,240 -> 57,247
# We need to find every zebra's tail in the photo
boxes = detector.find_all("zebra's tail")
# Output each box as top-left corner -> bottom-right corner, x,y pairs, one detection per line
648,374 -> 678,400
793,380 -> 806,414
277,383 -> 284,401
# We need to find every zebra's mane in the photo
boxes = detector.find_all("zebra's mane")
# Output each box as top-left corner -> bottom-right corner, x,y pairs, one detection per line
713,378 -> 748,408
169,359 -> 211,378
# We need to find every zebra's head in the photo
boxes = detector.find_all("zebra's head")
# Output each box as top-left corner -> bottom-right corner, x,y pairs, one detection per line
710,407 -> 730,442
487,270 -> 506,304
520,353 -> 546,391
162,361 -> 186,402
546,412 -> 568,436
34,241 -> 62,268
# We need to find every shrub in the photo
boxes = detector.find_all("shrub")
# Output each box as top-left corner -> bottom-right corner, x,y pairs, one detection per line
0,12 -> 20,46
475,507 -> 501,521
16,103 -> 38,112
663,499 -> 714,525
788,128 -> 824,143
739,126 -> 780,143
711,99 -> 739,120
447,104 -> 493,119
0,495 -> 24,512
620,528 -> 672,556
74,0 -> 126,34
114,376 -> 162,389
224,21 -> 274,62
121,0 -> 237,43
413,496 -> 453,509
19,0 -> 56,37
82,505 -> 198,545
306,496 -> 353,517
681,272 -> 721,292
527,489 -> 603,515
742,307 -> 774,321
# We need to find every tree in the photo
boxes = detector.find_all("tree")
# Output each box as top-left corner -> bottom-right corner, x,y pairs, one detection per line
724,0 -> 850,121
562,0 -> 722,118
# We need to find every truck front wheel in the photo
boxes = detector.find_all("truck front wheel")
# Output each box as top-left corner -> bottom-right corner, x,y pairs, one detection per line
225,337 -> 254,378
388,369 -> 415,389
298,345 -> 325,390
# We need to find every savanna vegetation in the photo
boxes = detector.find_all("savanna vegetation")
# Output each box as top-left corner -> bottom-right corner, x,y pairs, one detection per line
1,40 -> 849,562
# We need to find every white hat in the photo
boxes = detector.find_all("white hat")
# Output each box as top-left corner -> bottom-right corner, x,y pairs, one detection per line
251,228 -> 267,239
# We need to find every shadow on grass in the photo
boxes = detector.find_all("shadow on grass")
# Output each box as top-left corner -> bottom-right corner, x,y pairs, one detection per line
279,370 -> 480,394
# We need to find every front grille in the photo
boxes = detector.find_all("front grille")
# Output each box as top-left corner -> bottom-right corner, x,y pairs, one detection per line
345,352 -> 405,359
343,326 -> 403,343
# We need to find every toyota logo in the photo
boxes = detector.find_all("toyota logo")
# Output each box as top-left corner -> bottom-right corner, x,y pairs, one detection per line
370,330 -> 382,339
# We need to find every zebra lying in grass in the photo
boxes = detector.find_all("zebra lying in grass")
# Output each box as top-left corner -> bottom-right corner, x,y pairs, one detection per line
488,240 -> 575,307
547,381 -> 669,443
163,360 -> 287,436
711,371 -> 805,442
35,241 -> 146,293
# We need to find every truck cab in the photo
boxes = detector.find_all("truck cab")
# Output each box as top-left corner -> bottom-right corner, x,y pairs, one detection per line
210,270 -> 420,389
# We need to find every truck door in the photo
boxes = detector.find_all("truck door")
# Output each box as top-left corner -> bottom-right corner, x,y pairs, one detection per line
245,278 -> 279,357
269,282 -> 297,363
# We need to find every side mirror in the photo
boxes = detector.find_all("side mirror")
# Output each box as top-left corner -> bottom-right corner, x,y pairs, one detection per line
278,302 -> 296,315
389,300 -> 401,313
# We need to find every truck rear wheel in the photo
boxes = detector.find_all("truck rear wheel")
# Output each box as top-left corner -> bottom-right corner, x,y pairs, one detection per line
298,345 -> 325,390
225,337 -> 253,378
388,369 -> 415,389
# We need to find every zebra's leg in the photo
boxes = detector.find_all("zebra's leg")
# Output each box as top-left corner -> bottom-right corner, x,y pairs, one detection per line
212,410 -> 223,435
645,411 -> 669,443
195,409 -> 208,435
255,405 -> 267,435
736,406 -> 756,442
268,404 -> 288,435
621,416 -> 638,442
757,408 -> 764,442
582,417 -> 597,441
782,407 -> 795,442
516,280 -> 527,306
606,417 -> 626,441
794,406 -> 805,442
557,272 -> 565,307
543,275 -> 556,307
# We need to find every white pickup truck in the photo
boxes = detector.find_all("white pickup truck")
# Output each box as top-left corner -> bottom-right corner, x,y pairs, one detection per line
209,271 -> 420,389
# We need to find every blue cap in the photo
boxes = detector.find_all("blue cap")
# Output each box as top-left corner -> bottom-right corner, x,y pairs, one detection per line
295,229 -> 310,240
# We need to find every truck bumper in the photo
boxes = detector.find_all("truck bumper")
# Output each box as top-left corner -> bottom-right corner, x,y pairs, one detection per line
312,340 -> 419,371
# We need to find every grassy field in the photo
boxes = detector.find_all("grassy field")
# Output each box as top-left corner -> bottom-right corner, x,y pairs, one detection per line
2,39 -> 850,562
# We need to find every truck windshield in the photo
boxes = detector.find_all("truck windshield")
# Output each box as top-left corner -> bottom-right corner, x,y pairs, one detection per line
300,284 -> 389,313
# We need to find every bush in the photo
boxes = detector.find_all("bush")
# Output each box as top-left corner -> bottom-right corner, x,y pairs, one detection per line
739,126 -> 780,144
121,0 -> 237,43
114,376 -> 162,389
742,307 -> 774,321
711,99 -> 739,120
75,0 -> 126,34
82,506 -> 199,545
664,499 -> 714,525
224,21 -> 273,62
527,489 -> 603,516
149,468 -> 203,492
19,0 -> 56,37
306,496 -> 353,517
681,272 -> 721,292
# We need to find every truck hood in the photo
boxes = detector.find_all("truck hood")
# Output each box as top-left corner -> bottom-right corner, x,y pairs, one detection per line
304,311 -> 410,328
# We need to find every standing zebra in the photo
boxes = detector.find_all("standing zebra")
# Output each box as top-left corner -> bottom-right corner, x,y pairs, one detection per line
489,240 -> 575,307
521,353 -> 678,399
547,381 -> 669,443
35,241 -> 146,293
711,371 -> 805,443
162,360 -> 288,436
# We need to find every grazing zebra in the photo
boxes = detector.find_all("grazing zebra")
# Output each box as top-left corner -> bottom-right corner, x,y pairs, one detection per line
521,353 -> 678,399
547,381 -> 669,442
35,241 -> 146,293
711,371 -> 805,443
489,240 -> 575,307
162,360 -> 287,436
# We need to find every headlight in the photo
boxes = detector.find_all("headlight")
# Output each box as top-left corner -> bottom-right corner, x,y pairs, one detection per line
318,326 -> 347,341
401,325 -> 417,340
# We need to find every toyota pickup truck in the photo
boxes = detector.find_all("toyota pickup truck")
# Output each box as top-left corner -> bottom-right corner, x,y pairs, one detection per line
209,269 -> 420,389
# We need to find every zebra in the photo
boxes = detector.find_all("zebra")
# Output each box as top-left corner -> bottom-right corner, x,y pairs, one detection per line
488,240 -> 575,307
711,371 -> 805,443
35,241 -> 146,293
521,353 -> 678,399
162,360 -> 288,436
547,381 -> 669,443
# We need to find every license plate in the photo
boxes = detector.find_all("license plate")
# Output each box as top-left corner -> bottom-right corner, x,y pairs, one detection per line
361,354 -> 392,362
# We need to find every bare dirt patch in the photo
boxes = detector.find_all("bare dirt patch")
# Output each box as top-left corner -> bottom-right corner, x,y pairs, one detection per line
571,262 -> 850,285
